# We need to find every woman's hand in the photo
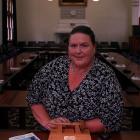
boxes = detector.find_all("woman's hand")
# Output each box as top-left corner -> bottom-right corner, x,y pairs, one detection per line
45,117 -> 70,130
84,118 -> 105,132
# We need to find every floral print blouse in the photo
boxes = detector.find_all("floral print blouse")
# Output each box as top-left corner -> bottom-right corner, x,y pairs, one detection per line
27,55 -> 123,132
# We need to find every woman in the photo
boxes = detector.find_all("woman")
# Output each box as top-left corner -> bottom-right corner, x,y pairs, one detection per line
27,25 -> 123,134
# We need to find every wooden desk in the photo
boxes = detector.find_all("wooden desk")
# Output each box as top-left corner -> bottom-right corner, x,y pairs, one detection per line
100,52 -> 140,90
123,91 -> 140,108
0,130 -> 140,140
0,130 -> 49,140
0,90 -> 140,130
0,52 -> 38,91
0,90 -> 27,107
99,52 -> 140,130
111,131 -> 140,140
0,90 -> 28,129
0,52 -> 38,80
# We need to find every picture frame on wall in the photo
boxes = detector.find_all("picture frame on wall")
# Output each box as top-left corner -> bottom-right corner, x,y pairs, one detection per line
59,0 -> 87,6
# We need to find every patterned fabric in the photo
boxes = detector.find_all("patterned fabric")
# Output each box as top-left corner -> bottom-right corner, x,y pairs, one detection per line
27,55 -> 123,132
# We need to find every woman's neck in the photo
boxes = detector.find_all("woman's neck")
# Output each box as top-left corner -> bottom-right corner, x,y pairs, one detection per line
70,59 -> 94,75
68,61 -> 94,91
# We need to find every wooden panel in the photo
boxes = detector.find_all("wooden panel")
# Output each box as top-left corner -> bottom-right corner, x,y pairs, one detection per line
0,90 -> 27,107
129,36 -> 140,53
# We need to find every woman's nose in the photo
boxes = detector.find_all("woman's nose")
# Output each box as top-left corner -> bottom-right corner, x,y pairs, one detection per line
76,46 -> 82,53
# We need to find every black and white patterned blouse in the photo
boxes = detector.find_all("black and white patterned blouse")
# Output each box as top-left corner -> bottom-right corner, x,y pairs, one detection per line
27,55 -> 123,132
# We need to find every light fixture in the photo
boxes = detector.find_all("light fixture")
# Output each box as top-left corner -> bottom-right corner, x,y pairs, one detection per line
48,0 -> 53,1
92,0 -> 100,1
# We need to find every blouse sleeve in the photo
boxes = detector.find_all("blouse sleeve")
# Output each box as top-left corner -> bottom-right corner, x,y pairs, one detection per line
26,63 -> 52,106
98,71 -> 123,132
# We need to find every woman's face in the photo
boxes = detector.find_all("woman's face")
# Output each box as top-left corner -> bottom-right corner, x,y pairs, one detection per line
68,33 -> 96,68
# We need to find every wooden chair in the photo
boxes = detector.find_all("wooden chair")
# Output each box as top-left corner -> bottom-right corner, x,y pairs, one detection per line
110,41 -> 120,49
27,41 -> 37,47
38,41 -> 47,47
121,42 -> 130,52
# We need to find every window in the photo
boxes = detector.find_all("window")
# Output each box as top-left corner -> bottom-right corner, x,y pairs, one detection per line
2,0 -> 17,53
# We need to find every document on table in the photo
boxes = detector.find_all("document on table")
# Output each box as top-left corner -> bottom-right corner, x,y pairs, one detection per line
10,67 -> 21,71
115,64 -> 126,68
9,132 -> 40,140
0,79 -> 4,84
131,76 -> 140,81
106,56 -> 114,60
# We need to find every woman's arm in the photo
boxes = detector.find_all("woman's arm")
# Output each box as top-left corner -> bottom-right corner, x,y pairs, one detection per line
31,104 -> 52,129
85,118 -> 106,133
31,104 -> 70,130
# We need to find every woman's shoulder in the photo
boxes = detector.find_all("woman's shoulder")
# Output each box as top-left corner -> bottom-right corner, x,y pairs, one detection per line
53,55 -> 69,64
42,55 -> 69,70
34,55 -> 68,79
49,55 -> 68,66
94,58 -> 115,75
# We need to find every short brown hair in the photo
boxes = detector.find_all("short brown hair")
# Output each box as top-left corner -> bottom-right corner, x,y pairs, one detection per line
69,25 -> 95,45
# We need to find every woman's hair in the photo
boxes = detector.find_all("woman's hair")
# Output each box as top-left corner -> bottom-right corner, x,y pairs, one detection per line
69,25 -> 95,45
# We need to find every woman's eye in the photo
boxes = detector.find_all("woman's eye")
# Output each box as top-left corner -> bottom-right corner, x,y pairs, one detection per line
69,44 -> 77,48
69,43 -> 89,48
81,44 -> 89,48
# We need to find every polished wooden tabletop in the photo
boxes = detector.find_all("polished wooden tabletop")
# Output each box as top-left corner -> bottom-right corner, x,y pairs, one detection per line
100,52 -> 140,89
0,130 -> 49,140
123,91 -> 140,107
110,131 -> 140,140
0,130 -> 140,140
0,88 -> 139,109
100,52 -> 140,107
0,89 -> 139,108
0,90 -> 27,107
0,52 -> 38,82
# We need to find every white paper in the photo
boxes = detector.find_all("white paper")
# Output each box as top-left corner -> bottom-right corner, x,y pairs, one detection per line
10,67 -> 21,71
115,64 -> 126,68
100,52 -> 108,55
64,136 -> 75,140
131,76 -> 140,81
9,132 -> 40,140
106,57 -> 114,60
22,59 -> 31,62
0,79 -> 4,84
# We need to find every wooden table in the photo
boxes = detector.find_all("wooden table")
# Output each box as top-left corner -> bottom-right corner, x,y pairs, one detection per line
110,131 -> 140,140
0,89 -> 135,111
0,52 -> 38,92
100,52 -> 140,90
123,90 -> 140,130
99,52 -> 140,130
0,52 -> 38,80
0,90 -> 27,107
0,130 -> 49,140
0,90 -> 28,129
0,130 -> 140,140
